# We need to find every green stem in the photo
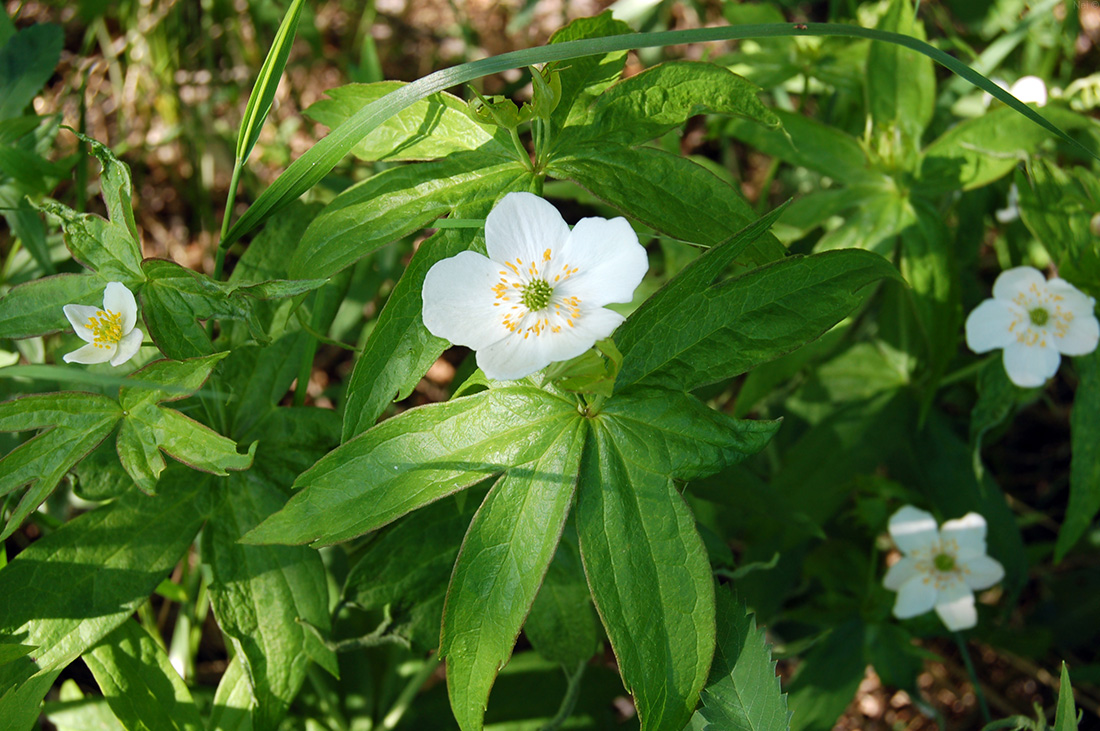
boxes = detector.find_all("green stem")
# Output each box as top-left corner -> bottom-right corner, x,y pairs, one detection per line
955,632 -> 992,724
380,653 -> 442,730
213,158 -> 244,283
939,355 -> 994,389
541,661 -> 587,731
509,126 -> 533,172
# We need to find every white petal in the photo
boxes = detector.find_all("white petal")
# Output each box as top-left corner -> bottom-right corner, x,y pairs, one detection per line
1002,341 -> 1060,388
965,299 -> 1020,353
1010,76 -> 1048,106
484,192 -> 571,267
883,557 -> 920,591
892,574 -> 938,620
475,333 -> 555,381
1056,313 -> 1100,357
1047,279 -> 1099,356
63,341 -> 117,365
110,328 -> 143,366
888,506 -> 940,555
103,282 -> 138,334
933,578 -> 978,631
960,555 -> 1005,591
63,304 -> 102,344
474,307 -> 625,381
992,266 -> 1045,302
940,512 -> 988,561
553,216 -> 648,307
421,251 -> 512,350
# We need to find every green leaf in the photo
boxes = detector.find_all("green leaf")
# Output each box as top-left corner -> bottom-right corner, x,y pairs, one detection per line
546,12 -> 632,132
1054,662 -> 1079,731
0,272 -> 109,340
548,145 -> 762,246
970,358 -> 1031,457
696,589 -> 789,731
599,387 -> 779,479
0,392 -> 121,540
0,24 -> 63,120
244,384 -> 580,547
1055,350 -> 1100,561
0,468 -> 213,687
43,678 -> 124,731
35,135 -> 144,280
1016,159 -> 1100,298
139,258 -> 323,360
236,405 -> 340,490
82,620 -> 205,731
917,107 -> 1053,195
221,22 -> 1096,248
344,489 -> 485,650
115,354 -> 253,493
204,473 -> 337,730
524,529 -> 599,669
289,155 -> 529,280
236,0 -> 305,162
442,418 -> 586,731
305,82 -> 508,161
867,0 -> 935,139
813,188 -> 914,254
616,248 -> 899,392
786,621 -> 866,731
576,422 -> 714,731
724,110 -> 875,186
899,197 -> 959,388
0,667 -> 61,731
207,656 -> 255,731
1,191 -> 53,275
562,60 -> 778,148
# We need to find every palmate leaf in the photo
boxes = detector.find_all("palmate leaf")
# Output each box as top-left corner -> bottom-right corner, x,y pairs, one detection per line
344,487 -> 487,650
304,82 -> 510,161
560,60 -> 778,148
243,383 -> 582,547
115,354 -> 255,494
204,472 -> 337,731
615,205 -> 900,392
140,258 -> 326,360
0,392 -> 121,540
524,528 -> 599,669
576,422 -> 714,731
0,469 -> 216,717
441,419 -> 586,731
288,154 -> 530,280
82,620 -> 205,731
696,589 -> 790,731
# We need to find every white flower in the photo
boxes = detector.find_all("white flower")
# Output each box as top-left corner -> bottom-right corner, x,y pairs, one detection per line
62,281 -> 144,366
994,183 -> 1020,224
984,76 -> 1049,108
965,267 -> 1099,388
421,192 -> 648,381
884,506 -> 1005,631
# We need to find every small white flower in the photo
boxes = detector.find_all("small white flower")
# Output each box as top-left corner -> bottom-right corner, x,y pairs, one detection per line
994,183 -> 1020,224
965,267 -> 1099,388
884,506 -> 1005,632
422,192 -> 648,381
984,76 -> 1049,108
62,282 -> 144,366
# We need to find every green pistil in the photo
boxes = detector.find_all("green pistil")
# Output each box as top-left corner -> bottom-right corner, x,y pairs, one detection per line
521,279 -> 553,310
934,553 -> 956,572
1029,307 -> 1049,326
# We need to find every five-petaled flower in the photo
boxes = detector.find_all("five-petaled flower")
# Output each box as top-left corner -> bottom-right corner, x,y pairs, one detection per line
63,281 -> 144,367
884,506 -> 1005,631
965,266 -> 1099,388
421,192 -> 648,381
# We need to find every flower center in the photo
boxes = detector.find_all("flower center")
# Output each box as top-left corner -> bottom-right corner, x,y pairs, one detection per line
1028,307 -> 1049,326
933,552 -> 956,572
521,279 -> 554,311
87,309 -> 123,348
